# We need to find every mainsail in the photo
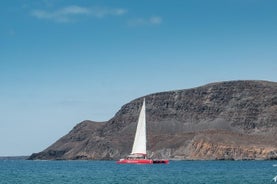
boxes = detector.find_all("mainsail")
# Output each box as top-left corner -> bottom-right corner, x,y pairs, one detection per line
131,98 -> 146,155
116,98 -> 169,164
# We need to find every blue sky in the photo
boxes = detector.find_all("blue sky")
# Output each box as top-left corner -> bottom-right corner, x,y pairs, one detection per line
0,0 -> 277,156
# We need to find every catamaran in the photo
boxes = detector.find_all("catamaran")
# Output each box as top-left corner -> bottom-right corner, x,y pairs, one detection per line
117,98 -> 169,164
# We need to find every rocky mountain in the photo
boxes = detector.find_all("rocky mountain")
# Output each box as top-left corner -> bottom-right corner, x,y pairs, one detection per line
29,80 -> 277,160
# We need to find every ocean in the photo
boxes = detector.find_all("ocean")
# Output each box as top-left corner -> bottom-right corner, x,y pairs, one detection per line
0,160 -> 276,184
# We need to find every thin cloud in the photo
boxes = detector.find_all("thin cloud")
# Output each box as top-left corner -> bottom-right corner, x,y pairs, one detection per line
8,29 -> 16,36
149,16 -> 162,24
89,7 -> 127,18
128,16 -> 163,26
31,5 -> 127,23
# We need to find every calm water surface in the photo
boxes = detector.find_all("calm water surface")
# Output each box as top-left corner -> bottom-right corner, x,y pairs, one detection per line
0,160 -> 276,184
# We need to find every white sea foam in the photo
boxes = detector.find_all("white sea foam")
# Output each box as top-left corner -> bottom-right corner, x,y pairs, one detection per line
273,176 -> 277,182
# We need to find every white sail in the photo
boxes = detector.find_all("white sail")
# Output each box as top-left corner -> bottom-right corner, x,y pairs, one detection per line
131,98 -> 146,155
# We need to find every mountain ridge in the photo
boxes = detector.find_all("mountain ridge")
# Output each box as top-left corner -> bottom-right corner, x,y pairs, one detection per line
29,80 -> 277,160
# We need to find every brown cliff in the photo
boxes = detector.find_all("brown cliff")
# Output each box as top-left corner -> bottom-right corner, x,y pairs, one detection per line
29,80 -> 277,160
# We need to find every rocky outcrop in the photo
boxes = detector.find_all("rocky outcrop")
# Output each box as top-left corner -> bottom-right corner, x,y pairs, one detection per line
176,131 -> 277,160
29,80 -> 277,160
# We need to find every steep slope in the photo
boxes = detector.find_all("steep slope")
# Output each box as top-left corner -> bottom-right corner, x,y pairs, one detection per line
29,80 -> 277,160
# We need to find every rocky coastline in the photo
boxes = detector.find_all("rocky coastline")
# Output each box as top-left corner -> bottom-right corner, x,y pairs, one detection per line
29,80 -> 277,160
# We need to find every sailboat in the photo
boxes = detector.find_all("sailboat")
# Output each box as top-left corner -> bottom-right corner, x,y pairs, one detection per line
117,98 -> 169,164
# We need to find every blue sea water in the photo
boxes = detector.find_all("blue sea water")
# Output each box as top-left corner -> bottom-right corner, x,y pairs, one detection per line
0,160 -> 276,184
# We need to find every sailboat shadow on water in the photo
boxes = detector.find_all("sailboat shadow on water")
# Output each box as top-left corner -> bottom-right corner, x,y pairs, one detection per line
117,98 -> 169,164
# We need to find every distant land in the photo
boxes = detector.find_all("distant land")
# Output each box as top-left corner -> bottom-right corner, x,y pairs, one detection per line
0,156 -> 28,160
29,80 -> 277,160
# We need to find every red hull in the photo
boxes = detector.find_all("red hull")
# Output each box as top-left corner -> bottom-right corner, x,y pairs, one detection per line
117,159 -> 169,164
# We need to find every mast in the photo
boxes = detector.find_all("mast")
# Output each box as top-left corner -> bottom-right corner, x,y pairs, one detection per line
131,98 -> 146,155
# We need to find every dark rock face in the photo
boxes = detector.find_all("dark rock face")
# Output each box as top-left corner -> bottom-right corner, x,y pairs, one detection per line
29,80 -> 277,160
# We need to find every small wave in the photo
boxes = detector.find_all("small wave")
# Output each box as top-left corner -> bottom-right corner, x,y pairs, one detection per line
273,176 -> 277,182
273,164 -> 277,167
